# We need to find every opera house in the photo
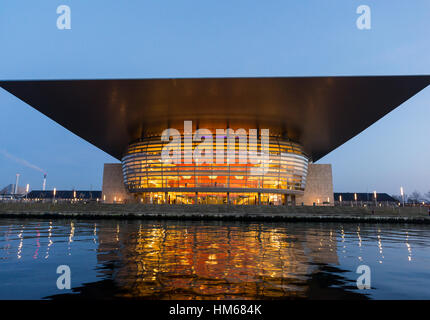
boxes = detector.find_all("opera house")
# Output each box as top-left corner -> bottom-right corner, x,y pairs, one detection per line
1,76 -> 429,205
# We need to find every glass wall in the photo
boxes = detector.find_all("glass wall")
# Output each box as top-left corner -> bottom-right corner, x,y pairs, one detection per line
122,133 -> 308,197
137,192 -> 287,205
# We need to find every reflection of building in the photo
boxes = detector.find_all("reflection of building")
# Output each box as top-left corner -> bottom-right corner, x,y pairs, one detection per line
97,221 -> 339,299
2,76 -> 429,205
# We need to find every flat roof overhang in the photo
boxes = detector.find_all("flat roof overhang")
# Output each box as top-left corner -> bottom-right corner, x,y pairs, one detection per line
1,76 -> 429,161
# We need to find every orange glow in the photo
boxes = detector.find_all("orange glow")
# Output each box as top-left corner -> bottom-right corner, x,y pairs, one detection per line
122,135 -> 308,194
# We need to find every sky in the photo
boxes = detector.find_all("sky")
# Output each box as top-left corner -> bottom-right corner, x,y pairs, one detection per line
0,0 -> 429,196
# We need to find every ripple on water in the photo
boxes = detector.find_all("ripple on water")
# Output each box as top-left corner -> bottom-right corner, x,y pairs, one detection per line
0,218 -> 429,299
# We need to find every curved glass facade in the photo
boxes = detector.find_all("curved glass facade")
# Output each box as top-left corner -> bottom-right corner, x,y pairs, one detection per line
122,133 -> 309,204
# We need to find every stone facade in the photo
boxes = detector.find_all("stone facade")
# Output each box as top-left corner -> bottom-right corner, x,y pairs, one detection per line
297,164 -> 334,206
102,163 -> 133,203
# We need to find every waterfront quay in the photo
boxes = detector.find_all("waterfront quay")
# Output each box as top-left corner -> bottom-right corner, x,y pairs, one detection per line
0,203 -> 429,223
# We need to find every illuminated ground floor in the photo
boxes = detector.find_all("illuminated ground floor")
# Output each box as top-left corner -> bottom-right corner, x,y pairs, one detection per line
133,192 -> 295,205
102,163 -> 334,206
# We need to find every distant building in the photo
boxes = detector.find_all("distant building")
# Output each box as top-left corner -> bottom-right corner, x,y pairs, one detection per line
334,193 -> 399,206
27,190 -> 102,202
0,184 -> 26,196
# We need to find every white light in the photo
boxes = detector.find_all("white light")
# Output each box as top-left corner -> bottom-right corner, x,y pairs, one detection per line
26,184 -> 29,193
53,188 -> 57,196
400,187 -> 404,196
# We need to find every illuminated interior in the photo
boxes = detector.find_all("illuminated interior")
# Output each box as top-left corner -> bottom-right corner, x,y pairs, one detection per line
122,132 -> 309,204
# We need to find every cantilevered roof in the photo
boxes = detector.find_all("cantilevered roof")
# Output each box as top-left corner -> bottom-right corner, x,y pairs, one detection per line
1,76 -> 430,161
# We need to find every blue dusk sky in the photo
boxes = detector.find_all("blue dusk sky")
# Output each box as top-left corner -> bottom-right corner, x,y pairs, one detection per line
0,0 -> 429,196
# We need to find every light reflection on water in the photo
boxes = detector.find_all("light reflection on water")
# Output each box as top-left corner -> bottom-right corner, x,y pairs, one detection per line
0,218 -> 429,300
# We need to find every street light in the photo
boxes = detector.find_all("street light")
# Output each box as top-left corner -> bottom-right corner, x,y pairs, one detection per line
400,186 -> 405,207
374,191 -> 377,207
13,173 -> 21,196
354,193 -> 358,207
26,184 -> 29,200
339,195 -> 342,206
53,188 -> 57,203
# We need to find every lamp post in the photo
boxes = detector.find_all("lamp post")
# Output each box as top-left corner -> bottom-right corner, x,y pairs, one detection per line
53,188 -> 57,203
14,174 -> 20,195
374,190 -> 377,207
26,184 -> 29,200
400,187 -> 405,207
354,193 -> 358,207
339,195 -> 342,206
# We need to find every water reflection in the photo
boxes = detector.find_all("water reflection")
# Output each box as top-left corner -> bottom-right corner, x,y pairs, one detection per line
0,219 -> 429,299
405,231 -> 412,262
96,222 -> 340,299
45,222 -> 53,259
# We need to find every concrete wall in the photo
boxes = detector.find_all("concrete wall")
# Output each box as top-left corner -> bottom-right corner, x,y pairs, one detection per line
297,164 -> 334,206
102,163 -> 133,203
